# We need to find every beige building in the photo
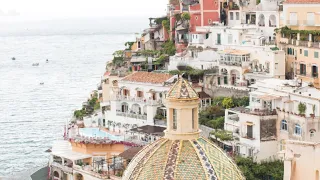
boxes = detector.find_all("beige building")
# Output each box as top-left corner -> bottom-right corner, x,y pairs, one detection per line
279,0 -> 320,87
282,139 -> 320,180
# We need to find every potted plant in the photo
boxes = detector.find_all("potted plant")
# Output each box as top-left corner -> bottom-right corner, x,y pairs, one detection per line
298,102 -> 306,117
310,104 -> 316,118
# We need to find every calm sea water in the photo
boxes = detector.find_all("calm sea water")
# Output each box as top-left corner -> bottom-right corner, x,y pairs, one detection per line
0,17 -> 146,177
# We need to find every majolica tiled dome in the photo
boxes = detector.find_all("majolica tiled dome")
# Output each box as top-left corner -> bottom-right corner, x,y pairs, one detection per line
122,137 -> 244,180
122,78 -> 245,180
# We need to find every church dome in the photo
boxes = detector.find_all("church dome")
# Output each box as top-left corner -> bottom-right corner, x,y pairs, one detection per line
122,78 -> 245,180
122,137 -> 244,180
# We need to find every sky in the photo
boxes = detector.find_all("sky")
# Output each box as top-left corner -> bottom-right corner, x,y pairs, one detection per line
0,0 -> 168,21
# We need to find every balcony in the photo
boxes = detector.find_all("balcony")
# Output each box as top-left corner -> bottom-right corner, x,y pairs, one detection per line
285,20 -> 318,26
116,95 -> 162,105
154,119 -> 167,126
51,162 -> 73,174
116,112 -> 147,120
74,165 -> 109,179
279,37 -> 289,44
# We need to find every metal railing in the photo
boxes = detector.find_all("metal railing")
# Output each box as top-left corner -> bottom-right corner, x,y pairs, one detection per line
116,95 -> 162,105
51,162 -> 73,174
116,112 -> 147,120
286,20 -> 317,26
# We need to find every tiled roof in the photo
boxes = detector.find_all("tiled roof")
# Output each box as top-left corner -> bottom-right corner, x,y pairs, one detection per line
122,72 -> 173,84
167,78 -> 199,100
284,0 -> 320,3
118,147 -> 143,160
198,91 -> 211,99
122,137 -> 245,180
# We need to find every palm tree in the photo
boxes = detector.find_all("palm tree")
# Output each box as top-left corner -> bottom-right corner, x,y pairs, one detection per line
122,123 -> 130,132
107,120 -> 112,130
111,122 -> 117,132
116,122 -> 122,133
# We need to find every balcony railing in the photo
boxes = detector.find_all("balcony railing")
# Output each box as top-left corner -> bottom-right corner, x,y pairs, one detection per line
286,20 -> 317,26
51,162 -> 73,174
74,165 -> 109,179
116,112 -> 147,120
154,119 -> 167,126
116,95 -> 162,105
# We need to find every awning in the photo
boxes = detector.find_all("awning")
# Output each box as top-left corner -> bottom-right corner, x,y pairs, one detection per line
245,122 -> 254,126
258,95 -> 280,101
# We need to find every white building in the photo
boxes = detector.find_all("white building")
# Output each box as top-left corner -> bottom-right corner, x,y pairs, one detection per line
224,78 -> 320,161
104,72 -> 175,129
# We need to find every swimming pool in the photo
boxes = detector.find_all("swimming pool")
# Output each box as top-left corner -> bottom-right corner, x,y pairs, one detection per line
79,128 -> 124,141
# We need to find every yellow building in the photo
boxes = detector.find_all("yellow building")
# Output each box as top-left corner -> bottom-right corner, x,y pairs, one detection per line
279,0 -> 320,87
122,78 -> 245,180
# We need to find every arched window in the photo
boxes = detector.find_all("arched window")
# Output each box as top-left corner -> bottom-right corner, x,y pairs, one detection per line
295,124 -> 302,135
280,139 -> 286,151
310,129 -> 316,138
281,120 -> 288,131
53,171 -> 59,178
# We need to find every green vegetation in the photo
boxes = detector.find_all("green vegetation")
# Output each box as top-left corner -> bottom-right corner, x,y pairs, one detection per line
199,96 -> 249,129
270,47 -> 279,51
73,93 -> 100,120
256,0 -> 261,5
276,26 -> 320,37
161,40 -> 176,56
162,20 -> 170,32
222,97 -> 234,109
211,130 -> 233,141
235,157 -> 284,180
213,96 -> 249,108
181,12 -> 191,21
298,102 -> 306,115
199,106 -> 225,128
169,66 -> 205,76
112,50 -> 125,67
125,42 -> 135,50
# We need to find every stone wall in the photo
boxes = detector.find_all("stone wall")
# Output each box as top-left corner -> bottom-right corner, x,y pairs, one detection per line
204,87 -> 249,98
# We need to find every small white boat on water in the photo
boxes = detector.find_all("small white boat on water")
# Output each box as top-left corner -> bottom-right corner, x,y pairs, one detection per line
32,63 -> 39,66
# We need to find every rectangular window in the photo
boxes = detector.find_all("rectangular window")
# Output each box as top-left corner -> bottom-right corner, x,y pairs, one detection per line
315,52 -> 319,58
307,12 -> 315,26
230,12 -> 234,20
300,49 -> 302,54
248,148 -> 253,157
236,12 -> 240,20
289,12 -> 297,25
192,108 -> 195,129
217,34 -> 221,45
304,50 -> 308,57
228,34 -> 233,44
247,125 -> 253,138
173,109 -> 177,130
275,63 -> 278,70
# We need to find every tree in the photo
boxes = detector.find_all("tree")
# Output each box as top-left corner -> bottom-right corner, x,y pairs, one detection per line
211,130 -> 233,141
116,123 -> 122,133
208,117 -> 225,130
298,102 -> 306,115
161,40 -> 176,56
235,157 -> 284,180
107,120 -> 112,130
222,97 -> 234,109
124,42 -> 135,50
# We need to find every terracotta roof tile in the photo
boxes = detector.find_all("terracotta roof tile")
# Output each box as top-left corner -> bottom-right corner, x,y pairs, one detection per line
122,72 -> 173,84
118,147 -> 143,160
284,0 -> 320,3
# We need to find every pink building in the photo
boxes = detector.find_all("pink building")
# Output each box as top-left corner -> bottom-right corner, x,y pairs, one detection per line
168,0 -> 220,53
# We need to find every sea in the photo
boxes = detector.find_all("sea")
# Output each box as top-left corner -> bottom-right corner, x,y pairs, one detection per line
0,17 -> 147,178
